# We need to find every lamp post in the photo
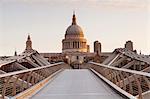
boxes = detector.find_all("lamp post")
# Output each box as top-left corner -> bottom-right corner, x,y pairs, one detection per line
65,56 -> 69,64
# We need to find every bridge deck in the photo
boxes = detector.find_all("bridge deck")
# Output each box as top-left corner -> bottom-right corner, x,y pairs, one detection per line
31,69 -> 123,99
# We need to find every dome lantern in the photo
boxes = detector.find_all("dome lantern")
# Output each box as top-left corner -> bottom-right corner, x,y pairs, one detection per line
72,11 -> 77,25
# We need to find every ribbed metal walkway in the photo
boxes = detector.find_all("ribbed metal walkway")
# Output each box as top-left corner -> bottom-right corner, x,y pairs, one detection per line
31,69 -> 123,99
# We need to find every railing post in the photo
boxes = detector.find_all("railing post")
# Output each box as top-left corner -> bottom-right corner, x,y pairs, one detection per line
143,76 -> 150,89
27,71 -> 32,88
21,73 -> 28,91
2,76 -> 12,99
113,71 -> 118,84
133,75 -> 143,99
115,71 -> 121,87
12,74 -> 23,96
124,72 -> 133,95
31,73 -> 36,85
119,71 -> 126,90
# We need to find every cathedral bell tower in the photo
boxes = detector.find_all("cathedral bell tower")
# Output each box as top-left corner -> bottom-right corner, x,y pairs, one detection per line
25,35 -> 33,51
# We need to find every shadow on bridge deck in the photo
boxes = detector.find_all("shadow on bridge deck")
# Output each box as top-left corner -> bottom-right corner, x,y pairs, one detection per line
31,69 -> 123,99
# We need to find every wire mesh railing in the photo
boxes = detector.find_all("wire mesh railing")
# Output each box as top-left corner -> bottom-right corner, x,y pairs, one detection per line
89,62 -> 150,99
0,62 -> 65,99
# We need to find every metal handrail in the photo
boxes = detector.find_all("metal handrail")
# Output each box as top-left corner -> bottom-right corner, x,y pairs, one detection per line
89,61 -> 150,99
90,68 -> 136,99
0,62 -> 65,98
0,62 -> 64,78
89,62 -> 150,77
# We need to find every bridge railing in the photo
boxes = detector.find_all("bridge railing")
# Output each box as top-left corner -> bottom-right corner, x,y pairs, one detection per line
0,62 -> 65,99
89,62 -> 150,99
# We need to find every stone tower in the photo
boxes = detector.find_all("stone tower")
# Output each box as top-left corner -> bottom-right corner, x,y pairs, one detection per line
125,40 -> 133,51
94,41 -> 101,55
25,35 -> 33,51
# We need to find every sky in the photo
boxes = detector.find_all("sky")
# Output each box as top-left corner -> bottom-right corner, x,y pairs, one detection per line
0,0 -> 150,56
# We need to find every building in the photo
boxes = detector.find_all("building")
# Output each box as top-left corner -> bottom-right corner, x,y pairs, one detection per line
0,12 -> 137,68
38,13 -> 134,67
62,13 -> 88,53
125,40 -> 133,51
39,13 -> 113,66
61,12 -> 94,65
94,41 -> 101,55
39,13 -> 96,65
25,35 -> 34,52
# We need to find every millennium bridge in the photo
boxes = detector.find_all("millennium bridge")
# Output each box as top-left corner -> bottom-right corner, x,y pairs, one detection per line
0,48 -> 150,99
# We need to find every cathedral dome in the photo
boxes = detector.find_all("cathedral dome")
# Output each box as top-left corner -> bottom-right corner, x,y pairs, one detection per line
62,12 -> 88,53
66,25 -> 84,36
65,13 -> 84,36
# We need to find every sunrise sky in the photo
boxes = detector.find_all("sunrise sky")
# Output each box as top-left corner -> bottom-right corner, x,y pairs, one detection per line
0,0 -> 150,56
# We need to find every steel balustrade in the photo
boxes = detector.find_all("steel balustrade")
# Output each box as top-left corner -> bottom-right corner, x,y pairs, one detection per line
0,62 -> 65,99
89,62 -> 150,99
